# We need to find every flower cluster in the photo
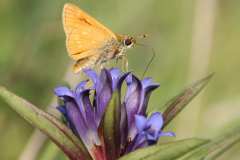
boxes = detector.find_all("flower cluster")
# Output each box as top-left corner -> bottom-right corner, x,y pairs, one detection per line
54,68 -> 175,160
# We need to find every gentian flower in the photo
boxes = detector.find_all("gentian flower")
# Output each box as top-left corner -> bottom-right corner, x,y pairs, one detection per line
127,112 -> 175,151
54,68 -> 175,160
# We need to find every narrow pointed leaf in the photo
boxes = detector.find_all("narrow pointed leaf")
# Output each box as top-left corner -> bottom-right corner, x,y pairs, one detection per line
162,73 -> 214,128
177,128 -> 240,160
119,138 -> 209,160
0,86 -> 91,160
102,91 -> 121,160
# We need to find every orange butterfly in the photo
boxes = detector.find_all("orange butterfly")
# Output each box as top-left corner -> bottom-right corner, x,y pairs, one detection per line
63,3 -> 140,73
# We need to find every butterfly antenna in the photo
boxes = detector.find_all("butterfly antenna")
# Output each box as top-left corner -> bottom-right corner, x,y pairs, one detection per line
142,47 -> 156,78
135,43 -> 156,78
134,34 -> 148,39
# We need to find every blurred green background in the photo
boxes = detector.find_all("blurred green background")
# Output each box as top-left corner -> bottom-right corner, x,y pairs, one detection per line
0,0 -> 240,159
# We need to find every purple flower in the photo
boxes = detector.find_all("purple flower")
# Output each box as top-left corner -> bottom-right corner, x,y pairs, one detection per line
124,75 -> 160,141
126,112 -> 175,151
54,68 -> 175,160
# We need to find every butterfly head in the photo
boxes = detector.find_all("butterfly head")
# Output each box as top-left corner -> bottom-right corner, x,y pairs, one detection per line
123,36 -> 136,49
118,36 -> 136,49
121,34 -> 148,47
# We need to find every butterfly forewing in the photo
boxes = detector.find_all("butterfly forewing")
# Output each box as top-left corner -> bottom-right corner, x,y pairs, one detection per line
67,29 -> 103,60
63,3 -> 117,62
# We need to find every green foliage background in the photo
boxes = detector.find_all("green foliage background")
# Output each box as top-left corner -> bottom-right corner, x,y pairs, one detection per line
0,0 -> 239,159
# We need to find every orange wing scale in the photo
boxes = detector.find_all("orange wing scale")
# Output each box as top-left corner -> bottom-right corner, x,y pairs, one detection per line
63,3 -> 117,62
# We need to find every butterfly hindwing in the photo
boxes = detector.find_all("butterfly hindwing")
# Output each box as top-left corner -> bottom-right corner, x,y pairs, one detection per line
73,54 -> 100,73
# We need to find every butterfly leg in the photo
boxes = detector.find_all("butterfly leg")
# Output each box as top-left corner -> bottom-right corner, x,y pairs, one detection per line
115,56 -> 120,65
115,56 -> 122,68
121,55 -> 128,72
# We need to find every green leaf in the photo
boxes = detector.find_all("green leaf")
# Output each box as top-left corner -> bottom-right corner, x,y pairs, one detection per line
0,86 -> 91,160
162,73 -> 214,128
102,91 -> 121,160
177,128 -> 240,160
119,138 -> 209,160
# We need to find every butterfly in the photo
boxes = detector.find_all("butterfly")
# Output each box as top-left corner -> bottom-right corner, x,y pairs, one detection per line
63,3 -> 141,73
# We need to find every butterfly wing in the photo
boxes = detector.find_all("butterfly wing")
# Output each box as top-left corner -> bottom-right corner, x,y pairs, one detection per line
63,3 -> 117,62
73,53 -> 100,73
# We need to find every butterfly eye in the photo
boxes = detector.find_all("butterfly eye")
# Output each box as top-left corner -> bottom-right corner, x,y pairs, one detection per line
124,38 -> 133,46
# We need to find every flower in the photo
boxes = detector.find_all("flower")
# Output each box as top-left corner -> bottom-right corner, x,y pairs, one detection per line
54,68 -> 175,160
127,112 -> 175,151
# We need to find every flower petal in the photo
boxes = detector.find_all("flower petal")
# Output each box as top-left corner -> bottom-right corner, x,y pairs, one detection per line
135,114 -> 147,132
159,131 -> 176,137
95,69 -> 113,125
117,72 -> 131,91
57,105 -> 79,136
137,78 -> 159,114
110,68 -> 122,90
141,77 -> 159,89
80,90 -> 98,134
120,102 -> 128,149
57,105 -> 67,116
75,80 -> 88,95
126,133 -> 148,152
125,74 -> 143,139
83,69 -> 98,88
125,74 -> 142,124
146,112 -> 164,132
54,86 -> 74,98
64,101 -> 89,144
145,112 -> 163,140
146,133 -> 156,141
